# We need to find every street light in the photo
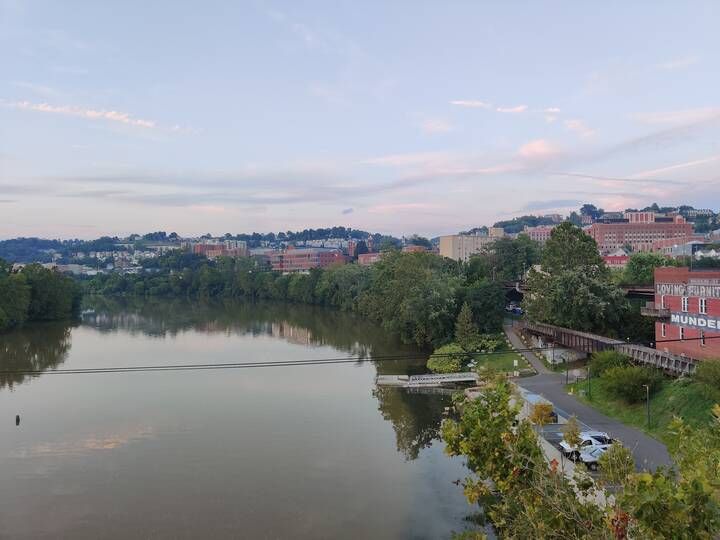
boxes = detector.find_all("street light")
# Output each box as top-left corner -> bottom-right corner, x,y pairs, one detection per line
643,384 -> 650,429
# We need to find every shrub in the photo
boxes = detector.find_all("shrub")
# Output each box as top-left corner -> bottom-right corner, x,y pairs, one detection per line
598,443 -> 635,485
427,343 -> 465,373
695,359 -> 720,390
529,403 -> 554,426
603,365 -> 663,403
477,333 -> 505,352
591,350 -> 629,377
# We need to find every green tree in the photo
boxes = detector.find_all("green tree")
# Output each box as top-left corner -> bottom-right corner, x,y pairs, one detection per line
623,252 -> 678,285
461,280 -> 505,333
0,270 -> 30,330
524,269 -> 627,334
455,302 -> 479,351
490,235 -> 541,281
540,222 -> 606,277
357,252 -> 461,347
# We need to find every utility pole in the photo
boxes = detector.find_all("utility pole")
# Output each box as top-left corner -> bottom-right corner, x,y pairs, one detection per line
587,363 -> 591,399
643,384 -> 650,429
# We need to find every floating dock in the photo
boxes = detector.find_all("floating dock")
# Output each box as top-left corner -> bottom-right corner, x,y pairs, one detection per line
375,372 -> 479,388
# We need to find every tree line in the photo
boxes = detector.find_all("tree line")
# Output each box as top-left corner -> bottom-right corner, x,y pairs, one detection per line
85,251 -> 507,348
0,259 -> 82,332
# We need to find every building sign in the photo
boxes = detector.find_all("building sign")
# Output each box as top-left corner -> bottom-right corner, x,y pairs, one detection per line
657,282 -> 720,299
670,313 -> 720,331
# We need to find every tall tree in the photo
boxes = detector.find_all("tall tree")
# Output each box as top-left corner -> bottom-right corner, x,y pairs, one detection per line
455,302 -> 479,351
524,224 -> 628,334
491,235 -> 541,281
540,222 -> 606,277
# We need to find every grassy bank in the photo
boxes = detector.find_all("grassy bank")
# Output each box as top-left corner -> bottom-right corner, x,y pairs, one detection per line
474,349 -> 529,372
567,376 -> 718,443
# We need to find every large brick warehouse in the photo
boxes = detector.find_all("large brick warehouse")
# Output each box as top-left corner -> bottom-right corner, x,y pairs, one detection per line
653,267 -> 720,360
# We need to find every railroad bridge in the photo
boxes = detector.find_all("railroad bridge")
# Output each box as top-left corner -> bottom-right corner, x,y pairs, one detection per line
519,320 -> 698,376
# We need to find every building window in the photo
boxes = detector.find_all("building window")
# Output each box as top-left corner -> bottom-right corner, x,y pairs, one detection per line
701,330 -> 706,347
699,297 -> 707,314
661,295 -> 666,309
661,323 -> 666,338
681,296 -> 689,312
680,327 -> 685,341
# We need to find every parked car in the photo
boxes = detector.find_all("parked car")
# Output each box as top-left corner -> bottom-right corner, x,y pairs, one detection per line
577,446 -> 607,471
559,431 -> 616,460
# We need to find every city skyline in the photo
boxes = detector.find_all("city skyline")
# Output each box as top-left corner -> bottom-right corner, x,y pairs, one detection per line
3,1 -> 720,239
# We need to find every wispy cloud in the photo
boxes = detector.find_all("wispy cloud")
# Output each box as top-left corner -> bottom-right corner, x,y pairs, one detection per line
518,139 -> 560,159
521,199 -> 580,211
550,172 -> 685,185
5,100 -> 158,128
419,118 -> 453,134
367,203 -> 440,214
449,100 -> 492,109
496,105 -> 527,113
360,151 -> 451,167
656,56 -> 699,71
630,155 -> 720,179
634,107 -> 720,125
564,118 -> 595,137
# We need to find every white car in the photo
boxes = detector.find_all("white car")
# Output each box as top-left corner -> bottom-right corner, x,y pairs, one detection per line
577,446 -> 607,471
559,431 -> 615,460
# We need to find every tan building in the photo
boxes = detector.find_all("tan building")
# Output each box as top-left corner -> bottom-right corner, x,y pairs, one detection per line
439,229 -> 505,261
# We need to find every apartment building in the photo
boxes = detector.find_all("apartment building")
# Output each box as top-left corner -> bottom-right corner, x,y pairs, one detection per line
439,229 -> 505,261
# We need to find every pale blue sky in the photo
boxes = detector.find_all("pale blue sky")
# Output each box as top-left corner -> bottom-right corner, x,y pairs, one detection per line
2,1 -> 720,238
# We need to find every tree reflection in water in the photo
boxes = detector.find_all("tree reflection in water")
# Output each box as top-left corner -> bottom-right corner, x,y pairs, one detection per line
373,386 -> 450,461
0,322 -> 74,390
84,297 -> 446,460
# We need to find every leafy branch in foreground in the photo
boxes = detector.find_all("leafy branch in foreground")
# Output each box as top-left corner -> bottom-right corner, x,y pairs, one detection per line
442,373 -> 720,538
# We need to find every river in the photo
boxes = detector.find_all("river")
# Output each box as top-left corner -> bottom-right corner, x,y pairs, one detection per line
0,299 -> 479,539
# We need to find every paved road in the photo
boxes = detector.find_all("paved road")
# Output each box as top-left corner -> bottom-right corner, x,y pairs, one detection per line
504,323 -> 673,470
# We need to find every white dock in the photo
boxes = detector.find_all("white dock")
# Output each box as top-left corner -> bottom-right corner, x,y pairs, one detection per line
376,372 -> 479,388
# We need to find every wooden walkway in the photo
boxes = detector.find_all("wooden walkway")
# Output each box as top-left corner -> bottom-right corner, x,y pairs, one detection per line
519,321 -> 697,375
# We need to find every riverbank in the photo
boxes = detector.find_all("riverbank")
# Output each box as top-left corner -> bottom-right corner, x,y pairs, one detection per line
566,375 -> 718,443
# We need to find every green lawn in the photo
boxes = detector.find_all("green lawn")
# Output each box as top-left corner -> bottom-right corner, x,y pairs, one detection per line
567,376 -> 718,443
473,350 -> 529,372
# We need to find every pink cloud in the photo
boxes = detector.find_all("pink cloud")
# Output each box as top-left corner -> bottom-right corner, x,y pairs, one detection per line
517,139 -> 560,159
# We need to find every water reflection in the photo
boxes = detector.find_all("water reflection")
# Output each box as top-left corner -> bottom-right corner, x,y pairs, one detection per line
82,297 -> 428,369
0,322 -> 74,390
374,386 -> 449,461
83,298 -> 444,461
0,299 -> 469,538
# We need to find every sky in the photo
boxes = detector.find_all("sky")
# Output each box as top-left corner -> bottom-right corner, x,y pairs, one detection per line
2,1 -> 720,239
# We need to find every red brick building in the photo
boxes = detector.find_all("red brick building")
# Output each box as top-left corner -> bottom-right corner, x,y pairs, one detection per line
652,267 -> 720,360
192,240 -> 248,259
587,215 -> 692,254
269,247 -> 347,273
523,225 -> 556,245
358,252 -> 383,266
